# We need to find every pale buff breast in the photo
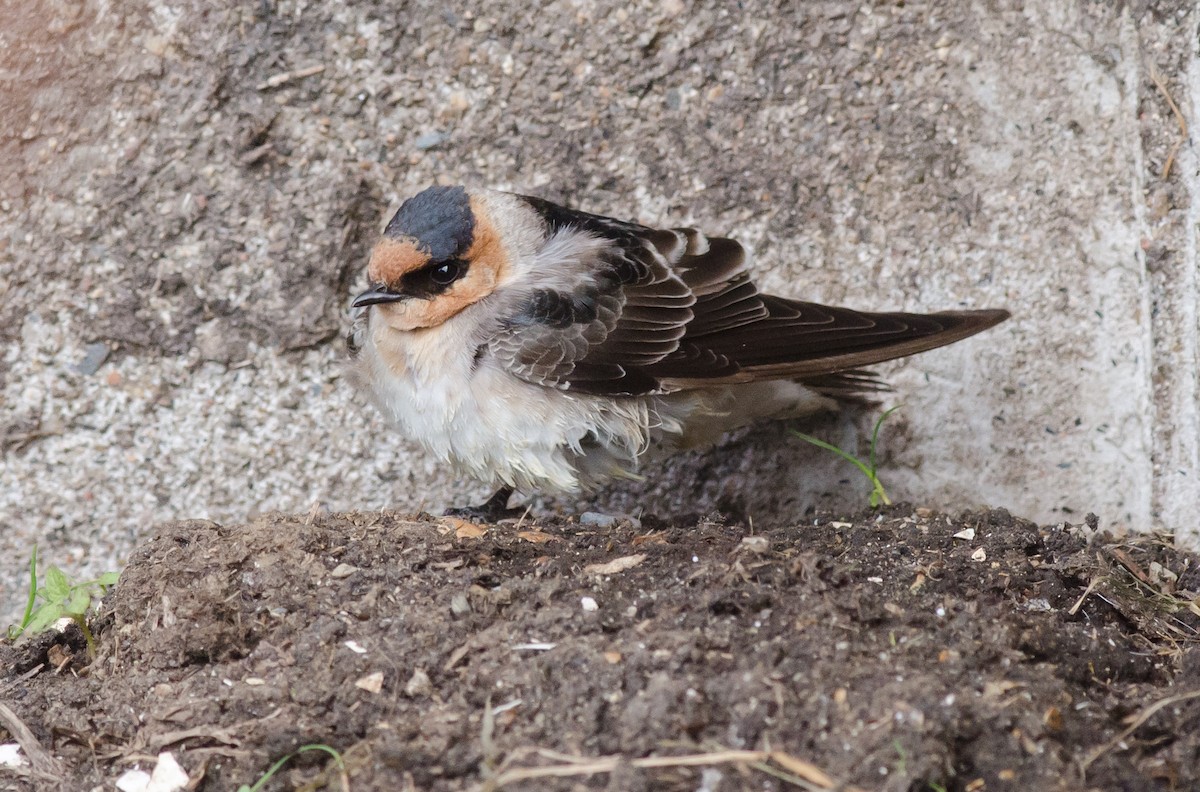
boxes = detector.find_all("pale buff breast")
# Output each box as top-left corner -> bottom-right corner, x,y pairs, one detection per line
356,309 -> 659,492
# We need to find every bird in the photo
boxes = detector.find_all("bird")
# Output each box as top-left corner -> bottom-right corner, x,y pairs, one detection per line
348,185 -> 1009,520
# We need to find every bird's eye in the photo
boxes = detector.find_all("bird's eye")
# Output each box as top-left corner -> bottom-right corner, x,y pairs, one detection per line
401,258 -> 468,297
430,260 -> 461,286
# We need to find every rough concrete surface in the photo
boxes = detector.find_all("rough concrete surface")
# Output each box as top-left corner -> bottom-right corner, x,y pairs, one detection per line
1,0 -> 1198,620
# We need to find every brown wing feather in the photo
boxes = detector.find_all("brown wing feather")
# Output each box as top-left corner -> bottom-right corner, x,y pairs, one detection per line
660,300 -> 1009,384
638,235 -> 1009,391
496,195 -> 1009,396
681,294 -> 1007,366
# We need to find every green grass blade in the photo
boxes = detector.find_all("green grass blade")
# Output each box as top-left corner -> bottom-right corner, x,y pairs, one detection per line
240,744 -> 345,792
295,744 -> 346,770
793,407 -> 898,510
869,406 -> 902,474
239,752 -> 297,792
792,431 -> 877,482
12,545 -> 39,637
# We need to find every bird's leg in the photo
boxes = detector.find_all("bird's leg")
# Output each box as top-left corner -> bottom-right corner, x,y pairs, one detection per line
443,486 -> 522,522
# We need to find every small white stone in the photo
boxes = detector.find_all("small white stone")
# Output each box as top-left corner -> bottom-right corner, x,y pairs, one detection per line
354,671 -> 384,693
581,596 -> 599,612
512,641 -> 557,651
115,752 -> 189,792
740,536 -> 769,553
580,511 -> 617,528
0,744 -> 26,768
404,668 -> 433,697
115,769 -> 152,792
147,752 -> 189,792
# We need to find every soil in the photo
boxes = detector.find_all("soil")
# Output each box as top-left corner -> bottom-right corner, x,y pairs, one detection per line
2,507 -> 1199,791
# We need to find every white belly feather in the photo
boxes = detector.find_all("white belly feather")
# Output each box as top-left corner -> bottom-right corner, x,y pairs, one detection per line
353,310 -> 833,494
355,310 -> 651,492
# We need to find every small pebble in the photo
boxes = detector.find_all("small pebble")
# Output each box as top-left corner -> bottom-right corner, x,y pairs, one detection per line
741,536 -> 769,553
581,596 -> 598,612
404,668 -> 433,697
73,342 -> 109,375
415,131 -> 448,150
0,744 -> 26,768
580,512 -> 617,528
354,671 -> 384,693
580,511 -> 640,529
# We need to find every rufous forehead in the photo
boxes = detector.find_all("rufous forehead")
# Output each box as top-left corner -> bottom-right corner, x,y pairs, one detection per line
368,237 -> 430,285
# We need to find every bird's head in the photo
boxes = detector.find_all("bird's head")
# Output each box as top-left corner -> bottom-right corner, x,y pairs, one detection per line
353,185 -> 518,331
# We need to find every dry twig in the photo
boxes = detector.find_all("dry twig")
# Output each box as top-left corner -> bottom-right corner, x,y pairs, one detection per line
1068,557 -> 1104,615
483,747 -> 864,790
1081,688 -> 1200,772
256,64 -> 326,91
1148,64 -> 1188,180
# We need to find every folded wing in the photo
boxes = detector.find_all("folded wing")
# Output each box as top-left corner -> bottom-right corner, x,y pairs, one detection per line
489,197 -> 1009,397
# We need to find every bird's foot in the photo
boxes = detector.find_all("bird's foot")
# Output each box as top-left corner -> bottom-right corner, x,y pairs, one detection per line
443,486 -> 523,522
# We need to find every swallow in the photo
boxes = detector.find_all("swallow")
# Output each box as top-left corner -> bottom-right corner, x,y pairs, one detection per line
348,185 -> 1009,520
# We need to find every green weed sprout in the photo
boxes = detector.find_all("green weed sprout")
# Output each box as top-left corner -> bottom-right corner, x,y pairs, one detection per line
6,545 -> 120,659
239,744 -> 347,792
792,406 -> 901,508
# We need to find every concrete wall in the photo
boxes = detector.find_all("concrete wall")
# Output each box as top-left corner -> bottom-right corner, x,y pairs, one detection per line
1,0 -> 1197,620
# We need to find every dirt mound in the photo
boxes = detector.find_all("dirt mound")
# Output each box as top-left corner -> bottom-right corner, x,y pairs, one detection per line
2,507 -> 1198,790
